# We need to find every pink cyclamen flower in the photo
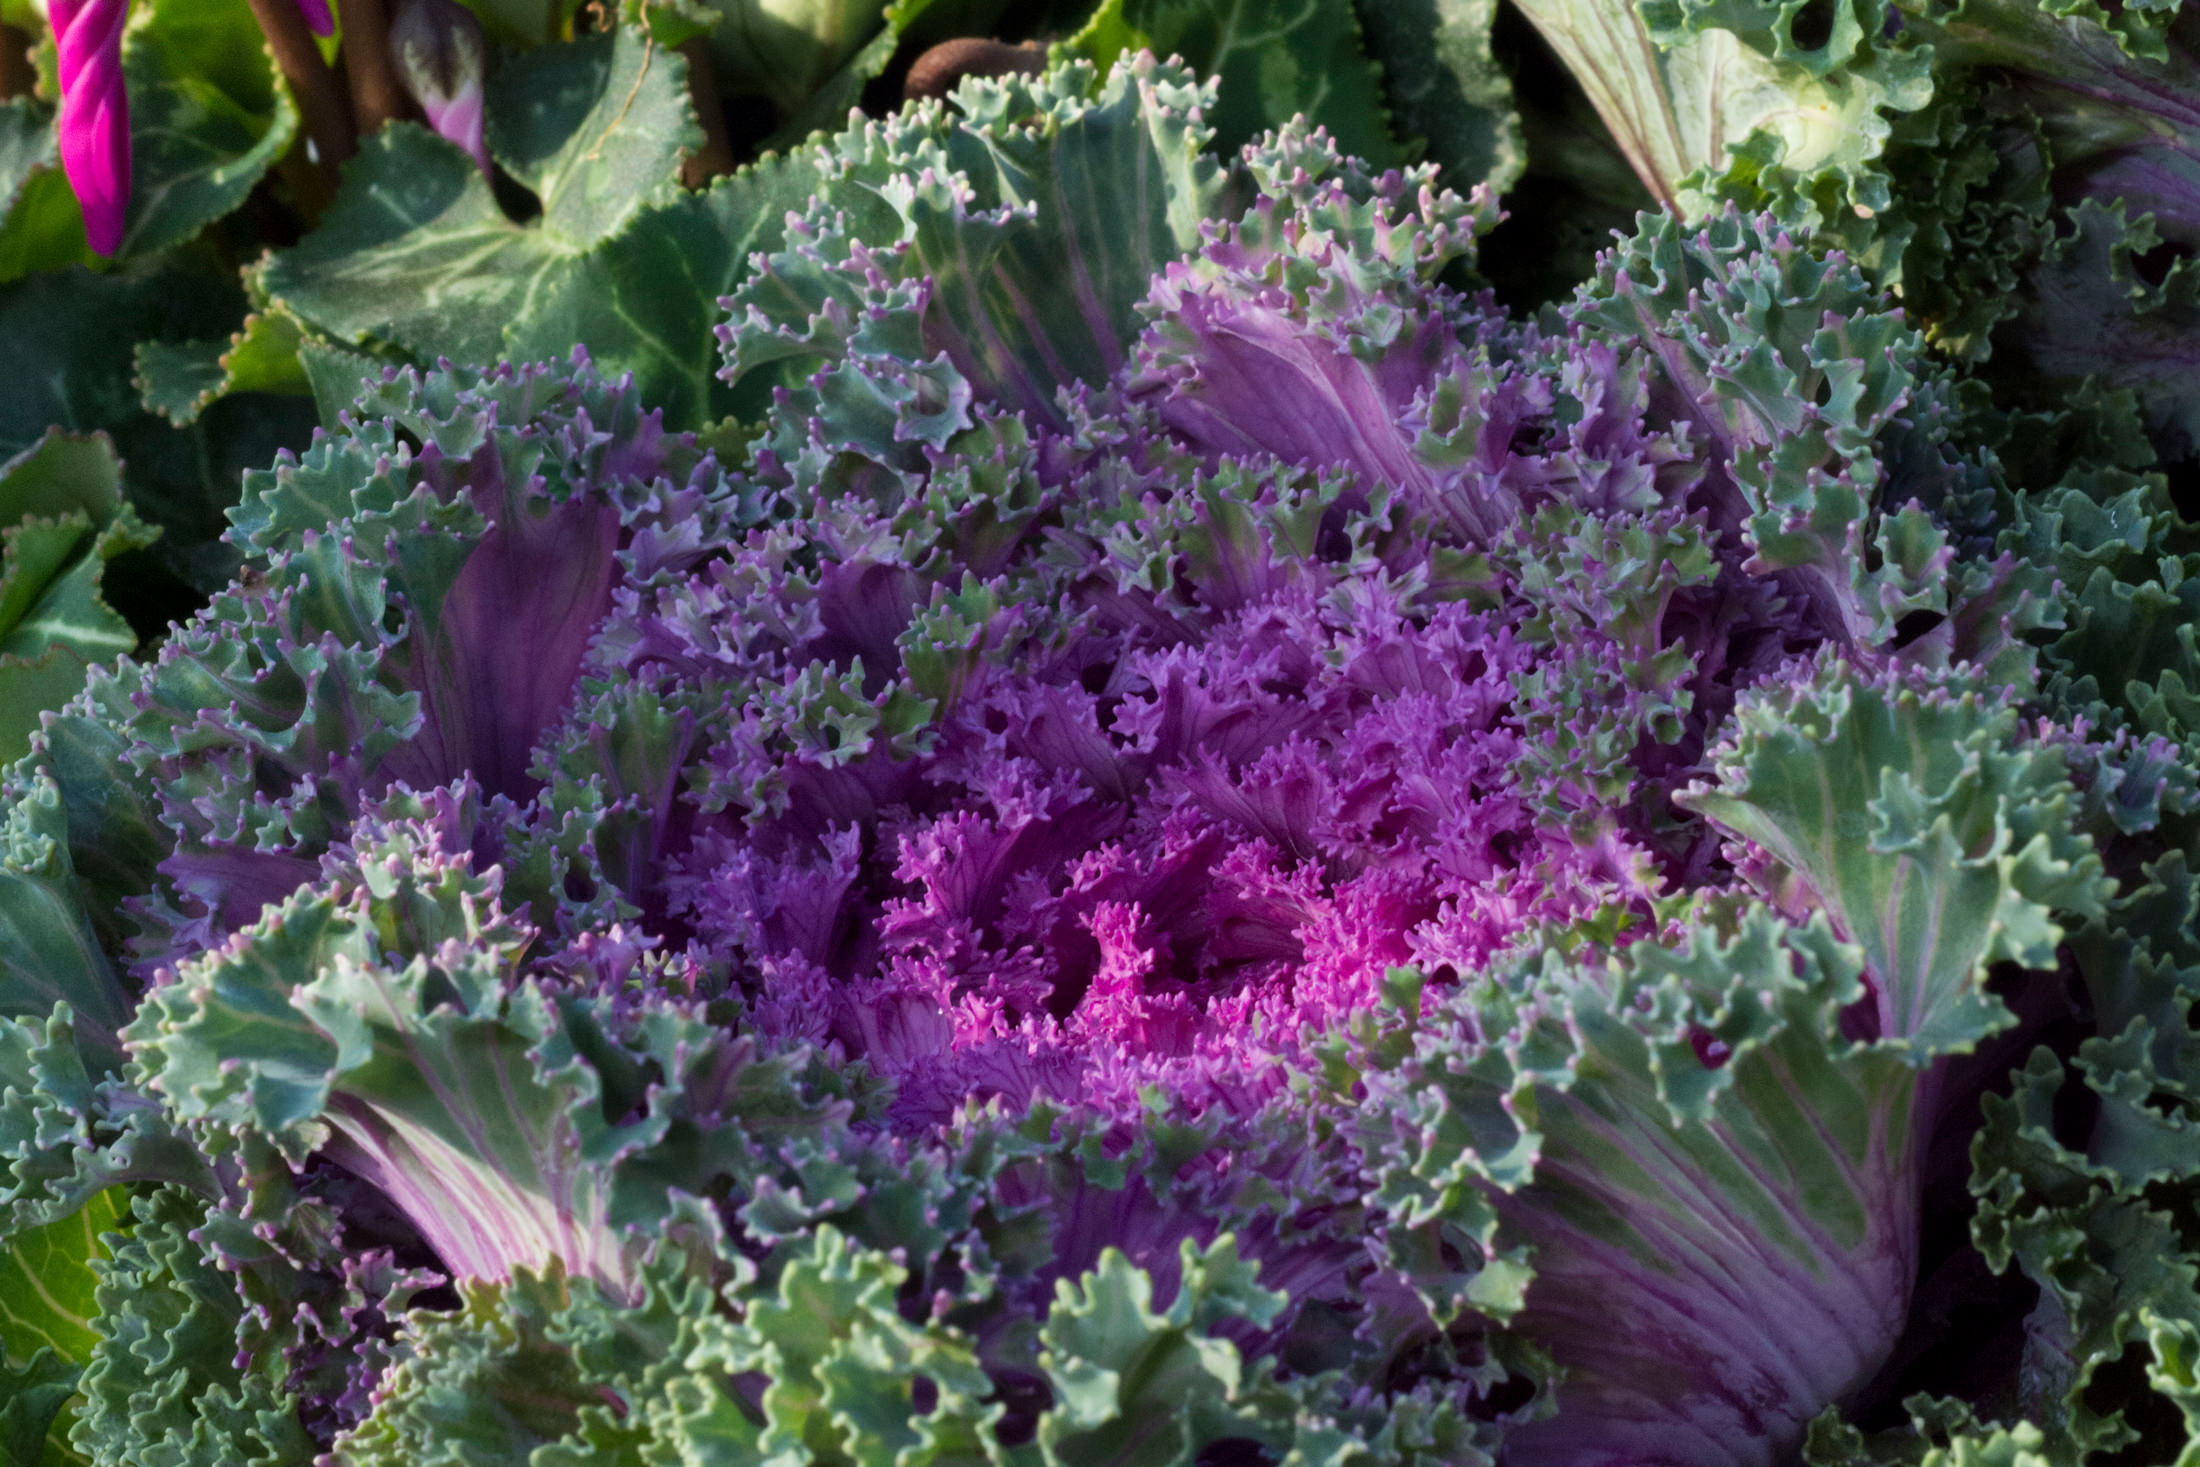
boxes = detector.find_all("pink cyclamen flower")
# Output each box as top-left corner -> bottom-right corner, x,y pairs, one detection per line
389,0 -> 490,179
49,0 -> 131,256
294,0 -> 335,36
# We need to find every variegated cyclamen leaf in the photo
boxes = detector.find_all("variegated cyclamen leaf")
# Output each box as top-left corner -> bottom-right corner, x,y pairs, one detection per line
115,0 -> 299,260
264,26 -> 700,369
1063,0 -> 1406,166
0,1189 -> 126,1467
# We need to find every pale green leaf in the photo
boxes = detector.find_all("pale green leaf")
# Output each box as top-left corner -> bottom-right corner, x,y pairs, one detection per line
0,1189 -> 126,1371
134,311 -> 311,427
116,0 -> 300,259
486,27 -> 701,247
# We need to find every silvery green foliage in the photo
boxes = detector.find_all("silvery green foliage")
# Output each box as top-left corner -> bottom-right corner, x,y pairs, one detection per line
0,50 -> 2192,1467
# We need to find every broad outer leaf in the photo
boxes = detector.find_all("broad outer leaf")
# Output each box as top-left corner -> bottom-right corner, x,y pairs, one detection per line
0,1190 -> 126,1467
0,102 -> 89,285
266,28 -> 711,413
260,124 -> 570,366
1064,0 -> 1403,164
0,1191 -> 121,1373
484,27 -> 699,248
504,148 -> 823,429
0,1350 -> 80,1467
1353,0 -> 1524,193
0,255 -> 317,594
116,0 -> 299,260
0,432 -> 157,766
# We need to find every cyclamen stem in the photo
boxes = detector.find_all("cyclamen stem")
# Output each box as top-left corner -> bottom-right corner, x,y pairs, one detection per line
50,0 -> 130,256
676,38 -> 734,187
244,0 -> 358,173
337,0 -> 411,133
0,23 -> 34,101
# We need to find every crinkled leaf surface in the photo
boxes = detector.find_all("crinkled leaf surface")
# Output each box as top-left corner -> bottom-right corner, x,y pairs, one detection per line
1998,201 -> 2200,458
70,1188 -> 314,1467
1682,659 -> 2108,1053
722,55 -> 1235,431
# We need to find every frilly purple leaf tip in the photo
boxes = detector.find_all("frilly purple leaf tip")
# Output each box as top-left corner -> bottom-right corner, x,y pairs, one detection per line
6,49 -> 2197,1467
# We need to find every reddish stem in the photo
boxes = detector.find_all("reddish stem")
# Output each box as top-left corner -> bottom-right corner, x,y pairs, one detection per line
0,23 -> 33,101
338,0 -> 412,134
676,38 -> 734,187
245,0 -> 358,172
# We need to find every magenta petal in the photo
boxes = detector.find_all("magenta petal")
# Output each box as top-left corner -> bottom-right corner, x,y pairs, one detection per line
294,0 -> 336,36
390,0 -> 490,177
421,83 -> 490,180
52,0 -> 131,256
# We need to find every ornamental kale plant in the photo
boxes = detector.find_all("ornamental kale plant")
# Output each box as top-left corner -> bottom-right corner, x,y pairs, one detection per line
4,46 -> 2197,1467
0,0 -> 1489,774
